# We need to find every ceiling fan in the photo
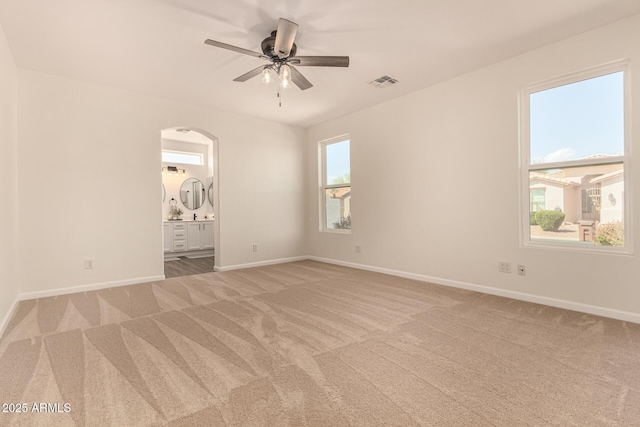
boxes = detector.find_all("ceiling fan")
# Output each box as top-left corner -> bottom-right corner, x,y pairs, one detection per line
204,18 -> 349,91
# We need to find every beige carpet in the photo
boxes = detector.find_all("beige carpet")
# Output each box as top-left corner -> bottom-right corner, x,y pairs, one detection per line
1,260 -> 639,426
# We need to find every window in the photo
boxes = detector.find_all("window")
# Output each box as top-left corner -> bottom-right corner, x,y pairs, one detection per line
162,149 -> 204,165
320,136 -> 351,231
520,61 -> 630,251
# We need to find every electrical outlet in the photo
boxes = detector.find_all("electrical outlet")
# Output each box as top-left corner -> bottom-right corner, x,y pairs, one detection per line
355,245 -> 361,253
252,244 -> 258,252
84,259 -> 94,269
518,265 -> 526,276
498,261 -> 511,274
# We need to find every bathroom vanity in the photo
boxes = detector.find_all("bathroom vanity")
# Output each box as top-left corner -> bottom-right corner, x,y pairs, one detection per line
163,219 -> 214,259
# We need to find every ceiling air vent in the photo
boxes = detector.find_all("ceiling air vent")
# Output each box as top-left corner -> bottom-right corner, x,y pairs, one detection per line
367,75 -> 399,88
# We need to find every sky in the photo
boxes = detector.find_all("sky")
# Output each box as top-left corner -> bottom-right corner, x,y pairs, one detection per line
326,139 -> 350,184
529,71 -> 624,163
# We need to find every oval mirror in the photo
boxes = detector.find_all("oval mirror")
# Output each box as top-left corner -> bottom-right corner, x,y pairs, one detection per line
162,184 -> 166,202
208,183 -> 214,206
180,178 -> 205,210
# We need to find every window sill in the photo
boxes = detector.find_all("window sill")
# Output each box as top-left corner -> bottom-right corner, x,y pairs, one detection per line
522,239 -> 632,256
321,228 -> 352,235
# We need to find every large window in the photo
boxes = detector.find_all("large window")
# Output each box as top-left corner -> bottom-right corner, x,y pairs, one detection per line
321,136 -> 351,232
520,61 -> 630,252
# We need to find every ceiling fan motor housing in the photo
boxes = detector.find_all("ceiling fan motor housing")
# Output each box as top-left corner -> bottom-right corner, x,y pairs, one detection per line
261,32 -> 297,59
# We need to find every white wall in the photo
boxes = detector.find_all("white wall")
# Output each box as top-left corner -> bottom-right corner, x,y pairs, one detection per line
306,14 -> 640,316
563,186 -> 581,224
0,24 -> 18,329
545,184 -> 564,213
17,69 -> 306,294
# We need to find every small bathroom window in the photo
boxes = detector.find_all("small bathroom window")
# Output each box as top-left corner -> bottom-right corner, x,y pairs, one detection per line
162,149 -> 204,165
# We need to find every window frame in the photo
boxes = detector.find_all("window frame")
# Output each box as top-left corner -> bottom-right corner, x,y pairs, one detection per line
519,60 -> 632,254
319,135 -> 351,233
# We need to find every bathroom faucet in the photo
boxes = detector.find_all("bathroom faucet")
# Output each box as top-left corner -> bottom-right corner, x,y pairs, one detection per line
193,213 -> 197,221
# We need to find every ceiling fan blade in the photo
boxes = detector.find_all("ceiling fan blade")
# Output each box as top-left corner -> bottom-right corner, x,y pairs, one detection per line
204,39 -> 269,60
274,18 -> 298,58
290,56 -> 350,67
289,66 -> 313,91
233,65 -> 267,82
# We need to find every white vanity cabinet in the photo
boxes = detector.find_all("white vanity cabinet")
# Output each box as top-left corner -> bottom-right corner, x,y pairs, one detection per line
187,221 -> 215,250
164,220 -> 214,258
172,222 -> 187,252
202,222 -> 214,250
187,223 -> 201,250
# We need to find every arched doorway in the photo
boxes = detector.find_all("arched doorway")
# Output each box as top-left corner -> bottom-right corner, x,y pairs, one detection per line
160,127 -> 220,277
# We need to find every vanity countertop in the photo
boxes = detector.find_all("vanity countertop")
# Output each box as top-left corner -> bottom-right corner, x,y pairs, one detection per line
164,218 -> 214,223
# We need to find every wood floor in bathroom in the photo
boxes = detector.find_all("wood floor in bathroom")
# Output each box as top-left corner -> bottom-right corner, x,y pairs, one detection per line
164,256 -> 214,278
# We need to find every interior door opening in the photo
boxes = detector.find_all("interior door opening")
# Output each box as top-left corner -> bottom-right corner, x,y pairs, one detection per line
160,127 -> 220,278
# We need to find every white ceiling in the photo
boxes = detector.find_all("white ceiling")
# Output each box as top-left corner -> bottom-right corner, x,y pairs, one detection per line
1,0 -> 640,128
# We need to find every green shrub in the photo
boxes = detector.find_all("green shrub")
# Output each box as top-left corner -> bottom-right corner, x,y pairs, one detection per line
530,212 -> 538,225
534,210 -> 565,231
595,221 -> 624,246
333,215 -> 351,229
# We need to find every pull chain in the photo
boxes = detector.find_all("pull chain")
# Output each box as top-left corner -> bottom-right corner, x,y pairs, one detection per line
277,87 -> 283,107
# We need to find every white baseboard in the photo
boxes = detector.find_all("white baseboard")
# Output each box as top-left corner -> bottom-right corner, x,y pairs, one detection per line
8,255 -> 639,326
308,256 -> 640,325
0,297 -> 20,338
216,256 -> 308,272
18,275 -> 166,301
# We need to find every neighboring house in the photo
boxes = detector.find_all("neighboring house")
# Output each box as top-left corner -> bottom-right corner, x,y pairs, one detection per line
530,157 -> 623,224
326,187 -> 351,226
530,172 -> 580,221
590,169 -> 624,224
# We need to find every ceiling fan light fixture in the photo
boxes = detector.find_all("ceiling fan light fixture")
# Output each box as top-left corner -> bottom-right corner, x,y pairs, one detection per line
261,67 -> 272,84
280,64 -> 292,88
